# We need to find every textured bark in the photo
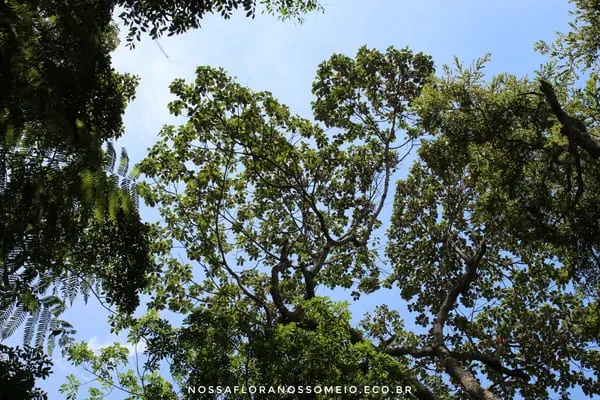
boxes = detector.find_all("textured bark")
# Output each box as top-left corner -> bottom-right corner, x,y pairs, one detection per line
540,80 -> 600,159
429,240 -> 497,399
411,378 -> 441,400
439,349 -> 498,400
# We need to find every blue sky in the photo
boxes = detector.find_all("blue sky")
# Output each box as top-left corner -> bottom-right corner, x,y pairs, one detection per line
30,0 -> 581,398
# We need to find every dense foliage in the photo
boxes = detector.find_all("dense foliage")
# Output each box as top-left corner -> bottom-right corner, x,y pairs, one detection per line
387,58 -> 600,399
117,0 -> 323,46
3,0 -> 599,399
64,1 -> 600,397
0,0 -> 150,342
65,46 -> 437,399
1,0 -> 322,398
0,344 -> 52,400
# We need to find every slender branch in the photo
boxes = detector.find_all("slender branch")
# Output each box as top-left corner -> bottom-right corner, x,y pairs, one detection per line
361,120 -> 394,245
307,241 -> 331,277
76,274 -> 117,316
427,238 -> 498,400
451,351 -> 530,381
214,151 -> 273,322
384,344 -> 528,381
80,366 -> 140,398
433,238 -> 486,342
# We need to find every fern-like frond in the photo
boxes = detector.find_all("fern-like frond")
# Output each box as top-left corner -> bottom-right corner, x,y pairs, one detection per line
0,150 -> 6,193
105,142 -> 117,173
117,147 -> 129,176
39,295 -> 62,308
1,303 -> 26,339
34,304 -> 52,349
128,163 -> 141,180
108,171 -> 119,184
121,176 -> 131,193
81,279 -> 91,303
36,271 -> 56,295
58,320 -> 76,352
0,302 -> 16,326
50,298 -> 66,317
108,189 -> 120,223
24,307 -> 41,345
46,318 -> 71,355
81,168 -> 96,203
60,274 -> 79,305
47,320 -> 58,355
132,182 -> 140,210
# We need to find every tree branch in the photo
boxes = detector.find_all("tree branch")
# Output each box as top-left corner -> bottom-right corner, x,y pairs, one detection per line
376,346 -> 441,400
411,378 -> 442,400
429,238 -> 497,400
438,348 -> 498,400
452,351 -> 530,381
384,344 -> 529,382
540,80 -> 600,159
432,238 -> 486,342
384,345 -> 435,358
269,243 -> 304,323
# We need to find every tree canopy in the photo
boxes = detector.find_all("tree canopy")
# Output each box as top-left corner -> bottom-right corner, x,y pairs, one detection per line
0,343 -> 52,400
0,0 -> 322,398
64,5 -> 600,397
3,0 -> 600,399
0,0 -> 151,345
117,0 -> 323,46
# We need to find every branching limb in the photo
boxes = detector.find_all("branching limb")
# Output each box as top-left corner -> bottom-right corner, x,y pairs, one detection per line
428,238 -> 498,400
269,243 -> 303,323
383,344 -> 529,381
411,378 -> 442,400
451,351 -> 530,381
384,345 -> 435,358
433,238 -> 486,342
540,80 -> 600,159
